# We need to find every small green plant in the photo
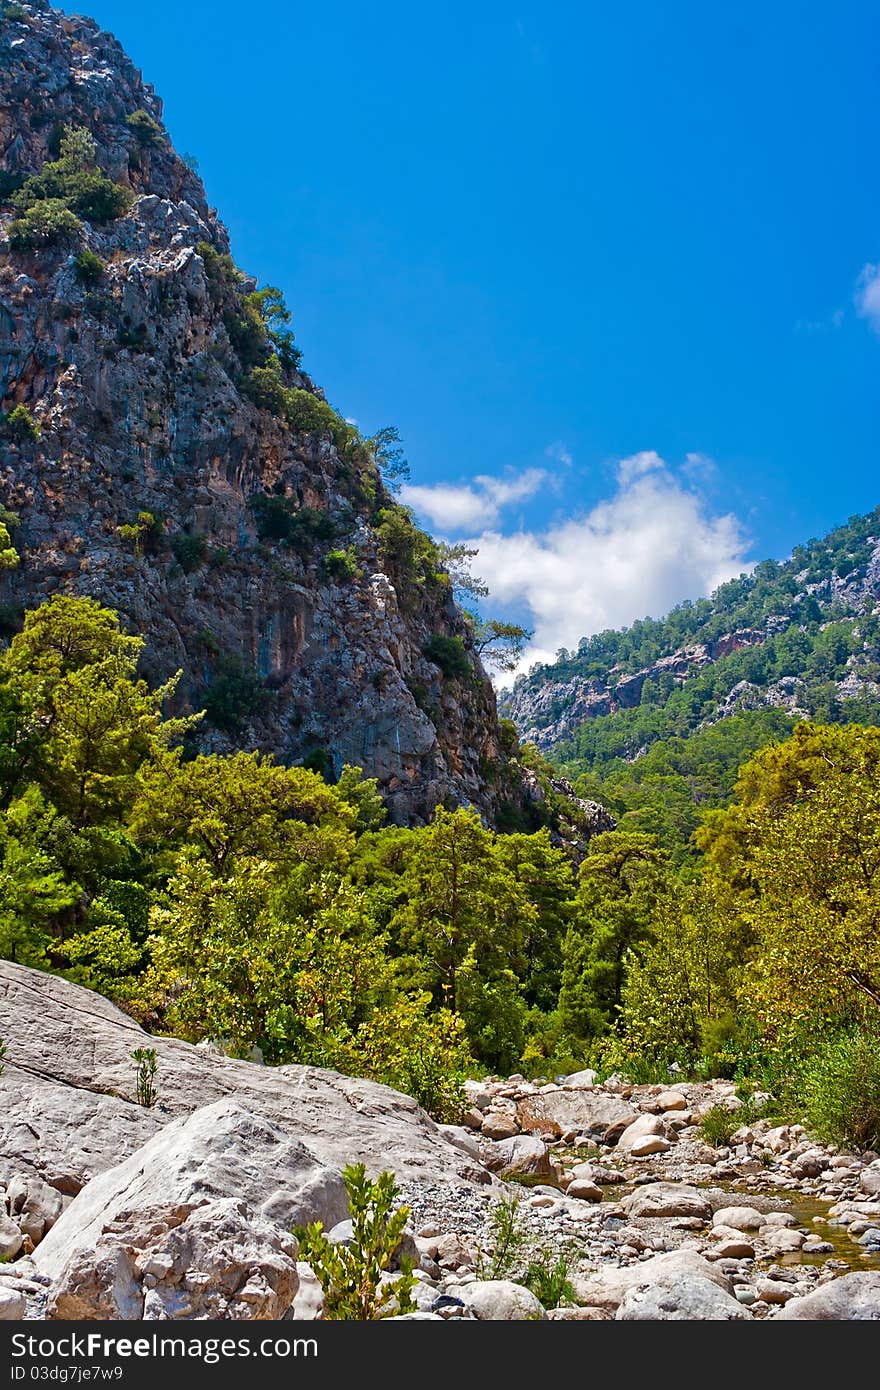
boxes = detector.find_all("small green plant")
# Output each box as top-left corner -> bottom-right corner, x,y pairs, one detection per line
0,1038 -> 6,1076
698,1103 -> 744,1148
3,404 -> 40,440
74,247 -> 104,285
475,1193 -> 525,1280
8,199 -> 83,251
523,1251 -> 576,1309
423,634 -> 471,681
295,1164 -> 415,1320
800,1030 -> 880,1151
321,547 -> 359,583
117,510 -> 163,557
171,531 -> 208,574
132,1047 -> 157,1107
3,4 -> 26,21
126,109 -> 165,148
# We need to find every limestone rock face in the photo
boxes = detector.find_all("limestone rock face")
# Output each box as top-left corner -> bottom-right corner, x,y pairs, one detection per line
44,1195 -> 300,1321
0,959 -> 491,1200
0,0 -> 518,827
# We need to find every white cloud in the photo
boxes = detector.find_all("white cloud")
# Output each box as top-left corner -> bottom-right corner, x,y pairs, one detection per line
461,455 -> 751,683
400,467 -> 546,532
855,263 -> 880,330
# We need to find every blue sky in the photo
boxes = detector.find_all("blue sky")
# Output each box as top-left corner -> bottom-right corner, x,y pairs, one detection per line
65,0 -> 880,676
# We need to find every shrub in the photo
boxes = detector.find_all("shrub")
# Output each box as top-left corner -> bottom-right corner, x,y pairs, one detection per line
242,362 -> 287,415
8,199 -> 83,251
126,109 -> 165,148
800,1030 -> 880,1150
3,404 -> 40,440
0,1038 -> 5,1076
523,1251 -> 576,1309
171,531 -> 208,574
202,656 -> 268,732
423,633 -> 471,681
74,247 -> 104,285
295,1163 -> 415,1320
3,4 -> 26,20
116,510 -> 163,557
321,548 -> 359,583
475,1195 -> 525,1280
253,496 -> 337,551
699,1103 -> 743,1148
132,1047 -> 157,1107
0,170 -> 24,201
13,127 -> 133,225
348,994 -> 473,1123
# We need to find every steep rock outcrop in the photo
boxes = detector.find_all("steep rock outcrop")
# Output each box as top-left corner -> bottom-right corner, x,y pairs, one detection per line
0,0 -> 517,825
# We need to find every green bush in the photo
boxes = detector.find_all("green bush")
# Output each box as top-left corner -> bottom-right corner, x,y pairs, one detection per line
3,404 -> 40,440
171,531 -> 208,574
523,1252 -> 576,1309
800,1030 -> 880,1150
253,496 -> 337,551
202,657 -> 268,733
126,110 -> 165,148
74,247 -> 104,285
8,199 -> 83,251
348,994 -> 473,1122
321,548 -> 359,583
3,4 -> 26,20
0,170 -> 24,201
295,1163 -> 416,1320
423,634 -> 471,681
698,1103 -> 744,1148
13,127 -> 132,225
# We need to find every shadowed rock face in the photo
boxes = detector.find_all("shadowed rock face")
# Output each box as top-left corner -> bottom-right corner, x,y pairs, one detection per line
0,959 -> 491,1199
0,0 -> 518,826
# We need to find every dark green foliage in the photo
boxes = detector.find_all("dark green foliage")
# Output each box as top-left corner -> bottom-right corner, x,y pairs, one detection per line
126,109 -> 165,148
3,3 -> 26,18
3,404 -> 40,440
13,127 -> 132,224
423,634 -> 471,681
366,425 -> 409,491
0,170 -> 24,201
202,657 -> 268,732
299,748 -> 336,781
800,1031 -> 880,1151
0,1038 -> 5,1075
73,247 -> 104,285
8,199 -> 83,251
295,1165 -> 415,1320
252,496 -> 338,551
171,531 -> 208,574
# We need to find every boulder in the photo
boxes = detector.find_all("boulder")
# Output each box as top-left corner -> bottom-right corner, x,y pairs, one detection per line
5,1173 -> 64,1247
622,1183 -> 711,1221
655,1090 -> 689,1112
775,1272 -> 880,1320
0,1288 -> 25,1321
711,1206 -> 764,1232
563,1069 -> 598,1089
494,1135 -> 553,1180
0,1214 -> 23,1262
34,1101 -> 347,1290
616,1113 -> 671,1155
573,1250 -> 731,1311
0,961 -> 483,1197
709,1227 -> 755,1258
566,1180 -> 602,1203
516,1090 -> 636,1143
481,1112 -> 520,1141
437,1125 -> 483,1163
763,1228 -> 805,1255
859,1163 -> 880,1197
448,1279 -> 545,1320
46,1197 -> 298,1320
615,1272 -> 751,1321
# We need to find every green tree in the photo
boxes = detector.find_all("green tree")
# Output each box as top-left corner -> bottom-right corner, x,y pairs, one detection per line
559,830 -> 670,1040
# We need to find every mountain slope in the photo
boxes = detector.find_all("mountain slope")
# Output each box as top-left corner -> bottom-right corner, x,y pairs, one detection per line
501,506 -> 880,843
0,0 -> 518,825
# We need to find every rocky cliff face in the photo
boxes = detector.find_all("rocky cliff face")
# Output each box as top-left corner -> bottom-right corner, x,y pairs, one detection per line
503,514 -> 880,754
0,0 -> 516,825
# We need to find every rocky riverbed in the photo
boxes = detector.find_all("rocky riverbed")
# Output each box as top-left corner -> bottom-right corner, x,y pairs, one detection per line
2,961 -> 879,1320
